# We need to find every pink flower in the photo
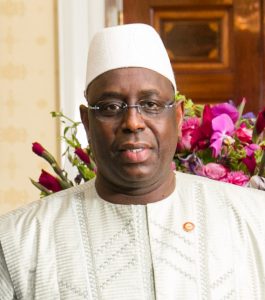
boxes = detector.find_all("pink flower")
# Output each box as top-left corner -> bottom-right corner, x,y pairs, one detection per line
242,143 -> 260,174
32,142 -> 46,156
32,142 -> 57,166
178,117 -> 200,150
245,143 -> 260,156
211,102 -> 239,123
75,147 -> 90,164
255,107 -> 265,134
222,171 -> 249,186
235,123 -> 252,143
242,156 -> 257,174
200,163 -> 228,180
38,169 -> 62,192
210,114 -> 235,157
191,105 -> 214,150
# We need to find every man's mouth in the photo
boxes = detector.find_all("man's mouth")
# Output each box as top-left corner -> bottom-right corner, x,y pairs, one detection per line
118,143 -> 152,163
124,148 -> 144,153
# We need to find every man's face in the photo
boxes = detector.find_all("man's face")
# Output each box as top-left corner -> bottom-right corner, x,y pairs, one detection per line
81,67 -> 183,190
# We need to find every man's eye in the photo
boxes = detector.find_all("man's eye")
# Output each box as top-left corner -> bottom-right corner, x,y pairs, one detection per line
141,100 -> 161,111
98,102 -> 123,114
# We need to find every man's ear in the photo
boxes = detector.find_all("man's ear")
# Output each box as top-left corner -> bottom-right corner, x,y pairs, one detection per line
176,101 -> 184,137
80,104 -> 90,140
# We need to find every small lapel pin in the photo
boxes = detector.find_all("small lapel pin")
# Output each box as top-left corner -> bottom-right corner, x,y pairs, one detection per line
183,222 -> 195,232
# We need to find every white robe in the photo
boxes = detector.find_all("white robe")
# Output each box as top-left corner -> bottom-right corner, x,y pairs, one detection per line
1,172 -> 265,299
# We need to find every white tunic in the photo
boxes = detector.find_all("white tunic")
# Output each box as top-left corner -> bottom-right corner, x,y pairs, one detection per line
0,172 -> 265,299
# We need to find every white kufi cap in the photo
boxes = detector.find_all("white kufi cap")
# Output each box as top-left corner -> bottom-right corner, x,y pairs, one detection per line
85,23 -> 176,91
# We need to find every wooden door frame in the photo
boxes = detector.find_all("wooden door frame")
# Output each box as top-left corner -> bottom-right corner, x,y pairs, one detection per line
123,0 -> 265,112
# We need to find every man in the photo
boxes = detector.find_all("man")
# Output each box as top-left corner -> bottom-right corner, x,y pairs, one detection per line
0,23 -> 265,299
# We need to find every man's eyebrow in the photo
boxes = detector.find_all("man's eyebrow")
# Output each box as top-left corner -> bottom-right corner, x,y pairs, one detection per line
93,89 -> 161,102
96,92 -> 124,101
138,89 -> 160,98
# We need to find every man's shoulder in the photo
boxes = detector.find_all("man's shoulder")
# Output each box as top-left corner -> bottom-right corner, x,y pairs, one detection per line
0,179 -> 96,234
175,170 -> 265,217
176,171 -> 264,198
175,171 -> 265,228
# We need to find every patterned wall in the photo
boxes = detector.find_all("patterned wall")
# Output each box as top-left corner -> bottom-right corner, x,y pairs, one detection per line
0,0 -> 59,214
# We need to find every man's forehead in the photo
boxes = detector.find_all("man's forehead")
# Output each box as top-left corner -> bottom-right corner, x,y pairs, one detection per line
86,67 -> 174,97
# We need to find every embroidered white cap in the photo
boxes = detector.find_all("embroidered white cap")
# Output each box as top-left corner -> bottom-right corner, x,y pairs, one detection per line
85,23 -> 176,91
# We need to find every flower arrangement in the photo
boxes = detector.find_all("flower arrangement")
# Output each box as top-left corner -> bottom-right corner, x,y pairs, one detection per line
31,94 -> 265,197
174,94 -> 265,189
31,112 -> 97,197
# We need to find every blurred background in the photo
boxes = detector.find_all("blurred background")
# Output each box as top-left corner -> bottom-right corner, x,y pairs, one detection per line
0,0 -> 264,214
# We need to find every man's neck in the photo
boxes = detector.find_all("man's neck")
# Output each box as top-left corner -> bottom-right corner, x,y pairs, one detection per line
94,171 -> 176,205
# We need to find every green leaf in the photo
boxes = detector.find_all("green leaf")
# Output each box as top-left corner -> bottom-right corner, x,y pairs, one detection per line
63,126 -> 70,136
30,178 -> 52,196
64,137 -> 77,148
50,111 -> 63,118
235,98 -> 246,128
77,164 -> 96,180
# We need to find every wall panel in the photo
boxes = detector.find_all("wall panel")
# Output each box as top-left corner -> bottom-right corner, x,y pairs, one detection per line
0,0 -> 60,214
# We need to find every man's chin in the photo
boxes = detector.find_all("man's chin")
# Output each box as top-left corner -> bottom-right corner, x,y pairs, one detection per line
115,165 -> 161,185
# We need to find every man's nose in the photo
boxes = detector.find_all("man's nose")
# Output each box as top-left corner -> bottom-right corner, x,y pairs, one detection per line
120,106 -> 146,133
